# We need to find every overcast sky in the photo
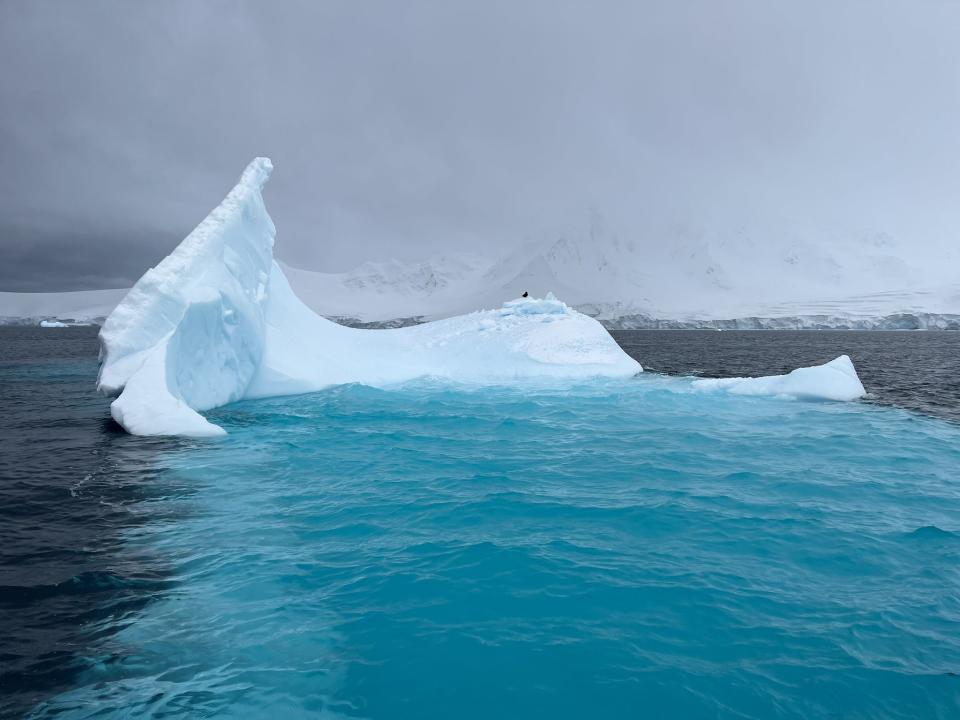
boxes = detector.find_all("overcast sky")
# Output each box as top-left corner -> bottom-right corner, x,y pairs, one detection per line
1,0 -> 959,291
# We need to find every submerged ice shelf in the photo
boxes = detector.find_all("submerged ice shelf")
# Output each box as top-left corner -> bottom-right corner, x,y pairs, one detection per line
96,158 -> 866,437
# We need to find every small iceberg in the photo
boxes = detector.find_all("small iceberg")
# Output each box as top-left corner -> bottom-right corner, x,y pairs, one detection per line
691,355 -> 866,401
39,320 -> 70,328
97,158 -> 642,437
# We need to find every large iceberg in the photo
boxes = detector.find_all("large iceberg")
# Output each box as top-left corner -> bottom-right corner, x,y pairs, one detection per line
98,158 -> 869,437
97,158 -> 642,437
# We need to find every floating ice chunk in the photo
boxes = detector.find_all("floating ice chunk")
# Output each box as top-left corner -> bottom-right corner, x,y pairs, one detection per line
691,355 -> 867,401
98,158 -> 641,437
39,320 -> 70,328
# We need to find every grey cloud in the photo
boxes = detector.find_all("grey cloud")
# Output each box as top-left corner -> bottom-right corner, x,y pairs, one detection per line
1,0 -> 958,290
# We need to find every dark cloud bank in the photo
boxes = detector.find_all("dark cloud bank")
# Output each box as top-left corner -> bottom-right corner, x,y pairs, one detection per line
1,0 -> 958,291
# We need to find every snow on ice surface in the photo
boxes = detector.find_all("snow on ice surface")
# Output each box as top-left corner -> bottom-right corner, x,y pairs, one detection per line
98,158 -> 642,437
246,275 -> 639,404
691,355 -> 867,402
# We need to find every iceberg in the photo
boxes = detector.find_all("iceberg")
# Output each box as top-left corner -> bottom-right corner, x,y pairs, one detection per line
97,158 -> 642,437
97,158 -> 869,437
690,355 -> 867,401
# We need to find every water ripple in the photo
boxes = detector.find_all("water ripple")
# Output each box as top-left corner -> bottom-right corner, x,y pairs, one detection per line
4,327 -> 960,718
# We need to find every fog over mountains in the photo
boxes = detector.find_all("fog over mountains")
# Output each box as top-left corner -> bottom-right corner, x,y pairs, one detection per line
2,1 -> 959,304
6,212 -> 958,329
283,217 -> 960,328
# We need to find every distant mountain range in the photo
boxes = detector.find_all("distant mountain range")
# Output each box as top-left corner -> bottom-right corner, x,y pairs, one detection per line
282,226 -> 960,329
3,228 -> 959,329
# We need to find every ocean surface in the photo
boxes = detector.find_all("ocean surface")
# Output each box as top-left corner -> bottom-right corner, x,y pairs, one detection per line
2,326 -> 959,719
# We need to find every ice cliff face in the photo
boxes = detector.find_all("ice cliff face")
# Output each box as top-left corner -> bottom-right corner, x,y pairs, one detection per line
585,308 -> 960,331
97,159 -> 642,437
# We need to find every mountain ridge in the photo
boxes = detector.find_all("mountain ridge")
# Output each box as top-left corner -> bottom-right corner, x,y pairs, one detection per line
2,228 -> 958,328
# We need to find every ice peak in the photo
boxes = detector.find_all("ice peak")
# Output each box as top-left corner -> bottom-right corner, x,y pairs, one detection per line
239,157 -> 273,191
98,156 -> 280,435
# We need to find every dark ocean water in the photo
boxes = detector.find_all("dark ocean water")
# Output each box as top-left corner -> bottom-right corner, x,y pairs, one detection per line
1,326 -> 959,719
0,328 -> 182,718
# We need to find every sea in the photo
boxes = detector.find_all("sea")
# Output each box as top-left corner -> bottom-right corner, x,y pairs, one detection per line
1,326 -> 959,719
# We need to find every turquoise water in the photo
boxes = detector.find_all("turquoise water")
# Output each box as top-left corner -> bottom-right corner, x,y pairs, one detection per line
27,374 -> 960,718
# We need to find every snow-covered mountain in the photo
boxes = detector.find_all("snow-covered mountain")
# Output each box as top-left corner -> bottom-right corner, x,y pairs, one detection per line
279,224 -> 960,328
3,224 -> 958,329
279,255 -> 491,324
0,288 -> 128,326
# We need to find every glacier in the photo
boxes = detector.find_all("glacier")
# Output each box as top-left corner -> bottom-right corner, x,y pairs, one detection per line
97,158 -> 642,437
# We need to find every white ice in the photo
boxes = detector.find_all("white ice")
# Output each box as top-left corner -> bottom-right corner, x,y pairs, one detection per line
97,158 -> 642,437
98,158 -> 870,437
691,355 -> 866,401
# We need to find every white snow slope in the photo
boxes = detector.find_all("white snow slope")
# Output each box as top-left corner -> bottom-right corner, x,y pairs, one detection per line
6,211 -> 959,329
5,219 -> 957,329
0,288 -> 127,325
277,224 -> 960,326
97,159 -> 642,437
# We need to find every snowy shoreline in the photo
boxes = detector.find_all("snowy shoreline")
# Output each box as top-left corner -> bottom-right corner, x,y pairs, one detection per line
3,303 -> 958,331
